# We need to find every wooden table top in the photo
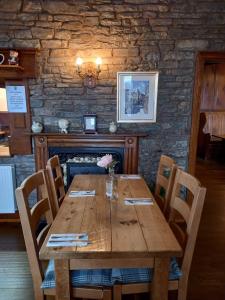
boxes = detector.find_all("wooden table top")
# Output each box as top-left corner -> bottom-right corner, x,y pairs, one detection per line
40,174 -> 182,260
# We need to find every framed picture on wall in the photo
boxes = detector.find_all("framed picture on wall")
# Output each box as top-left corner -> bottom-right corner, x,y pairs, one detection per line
117,72 -> 159,123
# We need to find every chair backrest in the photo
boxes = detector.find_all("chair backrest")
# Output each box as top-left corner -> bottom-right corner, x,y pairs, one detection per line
154,154 -> 177,217
15,170 -> 53,298
46,155 -> 65,217
168,169 -> 206,295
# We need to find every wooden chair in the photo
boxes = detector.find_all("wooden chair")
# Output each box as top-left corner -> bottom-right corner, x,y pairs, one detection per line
154,154 -> 177,218
113,169 -> 206,300
46,155 -> 65,218
16,170 -> 112,300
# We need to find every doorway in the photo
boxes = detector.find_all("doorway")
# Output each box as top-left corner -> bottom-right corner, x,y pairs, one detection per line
189,51 -> 225,173
187,51 -> 225,300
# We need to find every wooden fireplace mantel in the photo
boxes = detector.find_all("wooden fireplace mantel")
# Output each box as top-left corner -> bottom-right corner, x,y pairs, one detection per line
33,132 -> 147,174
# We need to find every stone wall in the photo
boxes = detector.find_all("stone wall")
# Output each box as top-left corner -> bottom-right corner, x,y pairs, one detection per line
0,0 -> 225,189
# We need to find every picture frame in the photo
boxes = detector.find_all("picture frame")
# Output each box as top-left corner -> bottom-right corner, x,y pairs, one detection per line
83,114 -> 97,133
117,71 -> 159,123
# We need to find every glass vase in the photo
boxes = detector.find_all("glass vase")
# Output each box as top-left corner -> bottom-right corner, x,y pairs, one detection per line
106,167 -> 118,200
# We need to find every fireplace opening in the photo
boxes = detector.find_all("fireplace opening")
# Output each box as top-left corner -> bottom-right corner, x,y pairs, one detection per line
48,147 -> 124,188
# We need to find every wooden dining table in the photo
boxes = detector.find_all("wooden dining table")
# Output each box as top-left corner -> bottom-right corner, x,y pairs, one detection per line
39,174 -> 182,300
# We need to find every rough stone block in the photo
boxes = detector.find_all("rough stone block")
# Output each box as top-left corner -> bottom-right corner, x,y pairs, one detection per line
0,0 -> 21,12
12,39 -> 40,48
39,15 -> 54,22
32,27 -> 54,39
62,21 -> 83,31
55,30 -> 72,40
41,39 -> 64,48
176,39 -> 208,50
100,19 -> 121,26
84,16 -> 99,26
113,48 -> 139,57
50,49 -> 72,57
23,0 -> 42,13
35,21 -> 62,29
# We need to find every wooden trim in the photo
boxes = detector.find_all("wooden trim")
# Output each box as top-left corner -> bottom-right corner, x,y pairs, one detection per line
0,212 -> 20,222
189,51 -> 225,174
70,258 -> 154,269
7,79 -> 32,154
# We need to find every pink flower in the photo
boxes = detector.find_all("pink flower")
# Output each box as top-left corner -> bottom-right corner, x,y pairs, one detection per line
97,154 -> 113,168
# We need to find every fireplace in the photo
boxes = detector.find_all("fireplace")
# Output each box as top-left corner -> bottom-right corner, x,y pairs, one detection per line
48,146 -> 124,188
33,133 -> 146,184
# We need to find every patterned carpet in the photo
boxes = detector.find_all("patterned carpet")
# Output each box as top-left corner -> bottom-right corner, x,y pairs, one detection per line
0,251 -> 34,300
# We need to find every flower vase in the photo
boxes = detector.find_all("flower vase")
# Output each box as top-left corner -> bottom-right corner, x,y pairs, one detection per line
107,167 -> 118,200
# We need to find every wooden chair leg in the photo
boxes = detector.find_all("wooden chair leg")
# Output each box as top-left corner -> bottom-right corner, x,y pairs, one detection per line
33,287 -> 45,300
113,285 -> 122,300
103,289 -> 112,300
177,276 -> 188,300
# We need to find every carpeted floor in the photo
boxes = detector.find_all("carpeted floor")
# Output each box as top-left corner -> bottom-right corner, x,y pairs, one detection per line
0,251 -> 34,300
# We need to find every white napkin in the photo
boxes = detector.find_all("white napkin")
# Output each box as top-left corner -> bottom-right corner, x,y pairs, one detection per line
120,175 -> 142,179
124,198 -> 153,205
69,190 -> 96,197
47,233 -> 90,247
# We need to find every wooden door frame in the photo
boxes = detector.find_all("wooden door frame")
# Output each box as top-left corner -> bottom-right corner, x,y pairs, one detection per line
188,51 -> 225,175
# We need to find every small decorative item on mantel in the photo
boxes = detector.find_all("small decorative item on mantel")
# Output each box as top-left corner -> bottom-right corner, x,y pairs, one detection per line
58,119 -> 69,134
83,114 -> 97,134
109,121 -> 117,133
8,50 -> 19,65
31,121 -> 43,133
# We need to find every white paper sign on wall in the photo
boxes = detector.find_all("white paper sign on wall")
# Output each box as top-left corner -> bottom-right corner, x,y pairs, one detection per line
6,85 -> 27,113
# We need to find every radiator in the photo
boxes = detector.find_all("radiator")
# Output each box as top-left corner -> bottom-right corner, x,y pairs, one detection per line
0,165 -> 16,213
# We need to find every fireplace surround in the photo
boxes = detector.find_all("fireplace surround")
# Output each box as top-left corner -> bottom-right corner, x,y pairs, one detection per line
33,133 -> 146,181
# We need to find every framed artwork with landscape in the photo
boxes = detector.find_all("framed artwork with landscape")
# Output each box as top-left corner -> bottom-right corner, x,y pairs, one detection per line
117,72 -> 159,123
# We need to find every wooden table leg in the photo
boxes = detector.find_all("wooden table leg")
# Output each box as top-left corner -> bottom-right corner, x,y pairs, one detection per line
55,259 -> 71,300
151,257 -> 170,300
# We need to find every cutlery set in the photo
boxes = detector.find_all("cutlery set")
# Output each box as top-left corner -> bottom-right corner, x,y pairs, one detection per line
47,233 -> 90,247
124,198 -> 153,205
120,174 -> 142,179
69,190 -> 96,197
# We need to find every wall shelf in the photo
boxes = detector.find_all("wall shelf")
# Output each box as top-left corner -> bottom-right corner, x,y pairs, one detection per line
0,65 -> 24,72
0,48 -> 36,79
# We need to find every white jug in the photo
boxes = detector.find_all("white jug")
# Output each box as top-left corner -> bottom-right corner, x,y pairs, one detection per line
31,121 -> 43,133
109,122 -> 117,133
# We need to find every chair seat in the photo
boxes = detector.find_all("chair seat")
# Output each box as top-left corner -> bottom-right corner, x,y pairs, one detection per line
41,260 -> 113,289
111,257 -> 182,284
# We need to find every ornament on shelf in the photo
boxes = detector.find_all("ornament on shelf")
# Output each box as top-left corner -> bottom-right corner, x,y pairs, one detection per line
8,50 -> 19,65
109,121 -> 117,133
31,121 -> 43,133
58,119 -> 69,134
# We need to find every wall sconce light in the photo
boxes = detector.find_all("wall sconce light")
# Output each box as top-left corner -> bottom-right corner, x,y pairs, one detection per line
75,57 -> 102,89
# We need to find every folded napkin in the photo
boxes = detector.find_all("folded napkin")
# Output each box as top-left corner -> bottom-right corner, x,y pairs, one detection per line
120,175 -> 142,179
69,190 -> 96,197
47,233 -> 90,247
124,198 -> 153,205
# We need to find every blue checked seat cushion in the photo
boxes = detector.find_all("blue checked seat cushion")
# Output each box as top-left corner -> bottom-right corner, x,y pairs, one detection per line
41,260 -> 113,288
41,258 -> 182,289
111,257 -> 182,284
